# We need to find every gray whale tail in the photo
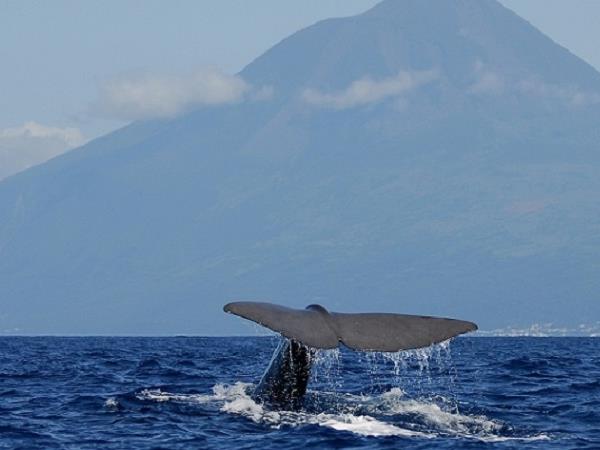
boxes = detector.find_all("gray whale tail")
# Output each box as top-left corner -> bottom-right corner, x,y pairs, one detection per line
224,301 -> 477,409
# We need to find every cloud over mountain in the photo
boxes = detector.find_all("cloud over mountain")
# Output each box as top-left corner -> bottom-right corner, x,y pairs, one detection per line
517,77 -> 600,106
301,70 -> 437,109
96,67 -> 252,120
1,0 -> 600,335
0,122 -> 85,181
468,61 -> 600,106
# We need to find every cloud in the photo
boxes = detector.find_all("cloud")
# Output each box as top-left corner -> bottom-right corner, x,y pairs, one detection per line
469,72 -> 505,95
302,70 -> 438,109
0,122 -> 86,181
517,78 -> 600,107
251,85 -> 275,101
469,62 -> 600,106
468,61 -> 505,95
96,67 -> 252,121
469,62 -> 505,95
0,121 -> 84,146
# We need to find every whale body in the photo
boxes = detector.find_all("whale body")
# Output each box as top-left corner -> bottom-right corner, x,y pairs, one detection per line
224,301 -> 477,409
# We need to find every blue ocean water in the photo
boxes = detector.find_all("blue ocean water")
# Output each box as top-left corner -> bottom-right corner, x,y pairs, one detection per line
0,337 -> 599,449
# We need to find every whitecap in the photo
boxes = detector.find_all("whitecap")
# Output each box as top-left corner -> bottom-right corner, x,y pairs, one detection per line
104,397 -> 120,409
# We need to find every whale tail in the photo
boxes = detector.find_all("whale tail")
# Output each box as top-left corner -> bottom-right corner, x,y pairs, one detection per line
224,301 -> 477,409
224,301 -> 477,352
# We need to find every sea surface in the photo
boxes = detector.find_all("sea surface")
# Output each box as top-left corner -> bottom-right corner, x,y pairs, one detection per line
0,336 -> 599,449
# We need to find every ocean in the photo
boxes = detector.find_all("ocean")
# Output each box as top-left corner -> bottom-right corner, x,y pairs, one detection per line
0,336 -> 598,449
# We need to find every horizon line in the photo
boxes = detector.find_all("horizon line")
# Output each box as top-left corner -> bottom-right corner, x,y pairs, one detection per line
0,334 -> 597,338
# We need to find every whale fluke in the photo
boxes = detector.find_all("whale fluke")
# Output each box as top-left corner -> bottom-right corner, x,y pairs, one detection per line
331,312 -> 477,352
224,302 -> 339,349
224,301 -> 477,352
224,301 -> 477,409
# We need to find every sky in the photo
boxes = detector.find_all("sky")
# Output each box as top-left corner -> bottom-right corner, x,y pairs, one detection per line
1,0 -> 600,180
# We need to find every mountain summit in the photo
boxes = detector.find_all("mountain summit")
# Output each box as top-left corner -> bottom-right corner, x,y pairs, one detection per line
243,0 -> 600,92
1,0 -> 599,334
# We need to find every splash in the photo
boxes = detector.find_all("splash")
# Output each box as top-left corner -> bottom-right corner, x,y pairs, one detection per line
121,339 -> 549,442
216,383 -> 431,438
129,383 -> 549,442
355,339 -> 458,408
311,348 -> 343,396
375,339 -> 452,375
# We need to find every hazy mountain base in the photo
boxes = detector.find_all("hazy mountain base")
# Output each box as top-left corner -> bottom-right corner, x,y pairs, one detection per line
1,0 -> 600,334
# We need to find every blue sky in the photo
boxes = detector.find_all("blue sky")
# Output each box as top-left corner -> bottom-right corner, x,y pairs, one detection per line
1,0 -> 599,180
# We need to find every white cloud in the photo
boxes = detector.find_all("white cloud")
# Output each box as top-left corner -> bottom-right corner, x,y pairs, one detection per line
96,67 -> 252,121
0,121 -> 84,146
469,62 -> 505,95
469,62 -> 600,106
0,122 -> 86,181
469,72 -> 505,95
518,78 -> 600,107
301,70 -> 438,109
467,61 -> 505,95
251,85 -> 275,101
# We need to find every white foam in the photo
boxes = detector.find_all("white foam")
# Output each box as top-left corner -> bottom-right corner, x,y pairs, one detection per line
128,383 -> 550,442
373,388 -> 500,435
210,383 -> 428,437
211,382 -> 252,400
218,385 -> 282,424
134,382 -> 252,404
318,414 -> 432,438
104,397 -> 119,409
473,433 -> 551,443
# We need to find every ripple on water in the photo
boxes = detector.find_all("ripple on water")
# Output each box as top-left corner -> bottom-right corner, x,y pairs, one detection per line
0,336 -> 598,449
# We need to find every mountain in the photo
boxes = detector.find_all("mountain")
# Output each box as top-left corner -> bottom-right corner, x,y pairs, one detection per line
1,0 -> 600,335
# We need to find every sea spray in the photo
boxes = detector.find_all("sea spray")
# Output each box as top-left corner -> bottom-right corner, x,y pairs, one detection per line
352,340 -> 457,401
303,339 -> 463,420
310,347 -> 343,409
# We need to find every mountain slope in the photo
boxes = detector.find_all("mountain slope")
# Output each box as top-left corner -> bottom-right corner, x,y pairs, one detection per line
1,0 -> 600,334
